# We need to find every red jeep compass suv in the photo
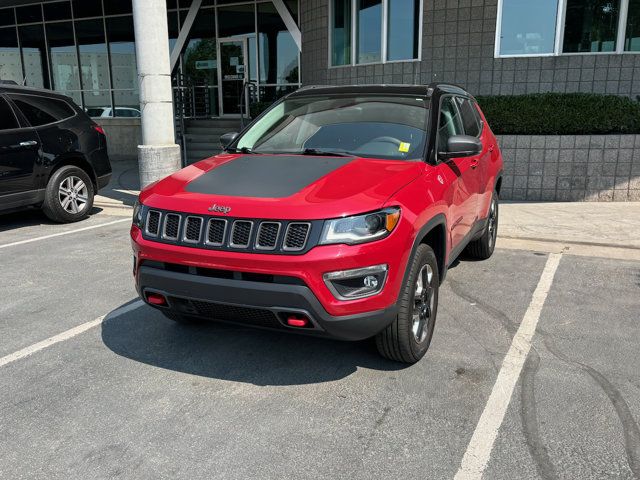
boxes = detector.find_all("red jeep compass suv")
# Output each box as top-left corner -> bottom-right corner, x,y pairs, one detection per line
131,84 -> 503,364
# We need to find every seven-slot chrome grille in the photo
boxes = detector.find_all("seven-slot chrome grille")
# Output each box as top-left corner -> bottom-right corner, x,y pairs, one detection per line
142,208 -> 318,255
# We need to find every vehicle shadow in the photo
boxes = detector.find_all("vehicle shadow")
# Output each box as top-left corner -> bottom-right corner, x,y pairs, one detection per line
101,301 -> 407,386
0,207 -> 107,232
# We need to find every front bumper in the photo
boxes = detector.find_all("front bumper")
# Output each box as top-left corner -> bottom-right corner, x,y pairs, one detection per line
131,219 -> 414,340
137,264 -> 398,341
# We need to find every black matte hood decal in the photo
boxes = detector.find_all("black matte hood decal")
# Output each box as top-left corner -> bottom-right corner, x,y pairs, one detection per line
185,155 -> 354,198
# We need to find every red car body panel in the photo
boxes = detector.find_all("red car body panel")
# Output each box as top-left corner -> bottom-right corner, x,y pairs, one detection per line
138,155 -> 424,220
131,84 -> 503,340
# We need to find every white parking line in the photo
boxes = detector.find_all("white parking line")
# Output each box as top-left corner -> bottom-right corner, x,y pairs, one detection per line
454,253 -> 562,480
0,300 -> 143,368
0,218 -> 130,250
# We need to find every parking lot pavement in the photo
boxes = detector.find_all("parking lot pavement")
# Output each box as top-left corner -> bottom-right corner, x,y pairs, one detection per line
1,211 -> 639,479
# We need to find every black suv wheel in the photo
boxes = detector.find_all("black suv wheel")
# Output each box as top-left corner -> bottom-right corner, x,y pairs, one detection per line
42,165 -> 94,223
465,190 -> 498,260
375,243 -> 439,364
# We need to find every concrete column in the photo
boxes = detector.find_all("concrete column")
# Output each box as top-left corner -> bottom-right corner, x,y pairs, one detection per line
132,0 -> 182,188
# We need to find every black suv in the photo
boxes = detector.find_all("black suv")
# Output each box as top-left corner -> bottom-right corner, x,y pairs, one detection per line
0,84 -> 111,222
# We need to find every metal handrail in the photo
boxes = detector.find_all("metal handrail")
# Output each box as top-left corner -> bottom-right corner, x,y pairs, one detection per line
239,80 -> 257,129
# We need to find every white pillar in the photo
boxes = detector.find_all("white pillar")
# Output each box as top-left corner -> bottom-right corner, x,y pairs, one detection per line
132,0 -> 182,188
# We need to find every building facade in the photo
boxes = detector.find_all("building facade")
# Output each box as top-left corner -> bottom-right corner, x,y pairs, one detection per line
302,0 -> 640,97
0,0 -> 639,200
0,0 -> 302,118
1,0 -> 639,118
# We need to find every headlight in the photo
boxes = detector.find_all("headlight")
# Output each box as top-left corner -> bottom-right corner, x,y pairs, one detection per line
132,200 -> 143,228
319,207 -> 401,245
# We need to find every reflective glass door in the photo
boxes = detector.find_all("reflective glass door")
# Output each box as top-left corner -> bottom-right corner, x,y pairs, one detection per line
218,39 -> 247,115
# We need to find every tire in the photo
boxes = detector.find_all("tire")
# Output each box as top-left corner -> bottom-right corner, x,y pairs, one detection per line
161,310 -> 202,325
42,166 -> 94,223
375,244 -> 439,364
465,190 -> 498,260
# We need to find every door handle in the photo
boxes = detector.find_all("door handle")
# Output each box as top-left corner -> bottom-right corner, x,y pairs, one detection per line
19,140 -> 39,148
470,159 -> 479,169
488,145 -> 494,153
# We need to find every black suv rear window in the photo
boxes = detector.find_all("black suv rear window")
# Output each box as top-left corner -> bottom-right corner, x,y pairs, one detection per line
0,97 -> 19,130
9,94 -> 75,127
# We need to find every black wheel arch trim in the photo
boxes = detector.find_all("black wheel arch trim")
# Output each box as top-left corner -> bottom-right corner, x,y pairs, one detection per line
401,214 -> 448,289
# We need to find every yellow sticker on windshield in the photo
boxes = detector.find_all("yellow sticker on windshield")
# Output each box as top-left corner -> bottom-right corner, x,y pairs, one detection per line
399,142 -> 410,153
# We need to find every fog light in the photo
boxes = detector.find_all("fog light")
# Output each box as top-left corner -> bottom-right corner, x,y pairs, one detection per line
363,275 -> 379,289
323,264 -> 388,300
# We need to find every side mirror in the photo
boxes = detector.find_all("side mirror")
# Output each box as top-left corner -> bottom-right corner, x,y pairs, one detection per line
219,132 -> 239,149
439,135 -> 482,159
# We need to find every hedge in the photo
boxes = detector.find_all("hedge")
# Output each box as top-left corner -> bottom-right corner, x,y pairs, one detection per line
475,93 -> 640,135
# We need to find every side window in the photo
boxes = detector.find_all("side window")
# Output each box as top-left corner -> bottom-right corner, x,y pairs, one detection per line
0,97 -> 19,131
455,96 -> 481,137
437,96 -> 464,152
8,95 -> 75,127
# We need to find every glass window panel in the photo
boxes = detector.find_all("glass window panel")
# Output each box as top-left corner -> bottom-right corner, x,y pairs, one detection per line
357,0 -> 382,64
183,10 -> 217,85
0,8 -> 15,27
104,0 -> 133,16
258,2 -> 299,84
218,4 -> 255,38
16,5 -> 42,24
625,0 -> 640,51
18,24 -> 49,88
455,97 -> 481,137
438,97 -> 463,152
167,0 -> 178,11
0,97 -> 19,130
72,0 -> 103,19
76,19 -> 110,93
248,36 -> 258,83
168,11 -> 179,54
106,16 -> 139,117
0,27 -> 23,84
46,22 -> 81,92
498,0 -> 558,55
286,0 -> 299,24
563,0 -> 621,53
332,0 -> 351,65
387,0 -> 419,60
258,85 -> 298,103
63,90 -> 82,106
43,1 -> 72,21
113,91 -> 141,117
82,90 -> 112,114
9,94 -> 75,126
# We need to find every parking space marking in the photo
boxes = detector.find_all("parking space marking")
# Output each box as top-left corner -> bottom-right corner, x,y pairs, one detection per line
0,300 -> 143,368
0,218 -> 130,250
454,253 -> 562,480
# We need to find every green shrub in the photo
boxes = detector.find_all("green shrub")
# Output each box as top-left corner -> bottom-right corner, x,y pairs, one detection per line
475,93 -> 640,135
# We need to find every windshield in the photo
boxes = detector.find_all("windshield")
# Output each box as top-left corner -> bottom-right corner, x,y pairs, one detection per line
235,95 -> 429,160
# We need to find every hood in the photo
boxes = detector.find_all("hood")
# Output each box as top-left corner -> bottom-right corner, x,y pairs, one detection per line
139,153 -> 423,220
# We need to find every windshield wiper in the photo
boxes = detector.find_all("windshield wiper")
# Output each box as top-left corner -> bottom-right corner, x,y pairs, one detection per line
300,148 -> 352,157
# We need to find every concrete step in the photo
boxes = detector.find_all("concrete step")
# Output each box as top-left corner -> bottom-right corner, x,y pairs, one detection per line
186,148 -> 222,161
184,119 -> 242,129
183,127 -> 236,136
184,134 -> 222,143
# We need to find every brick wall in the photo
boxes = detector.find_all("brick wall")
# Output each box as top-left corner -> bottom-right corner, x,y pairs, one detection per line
497,135 -> 640,201
300,0 -> 640,98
